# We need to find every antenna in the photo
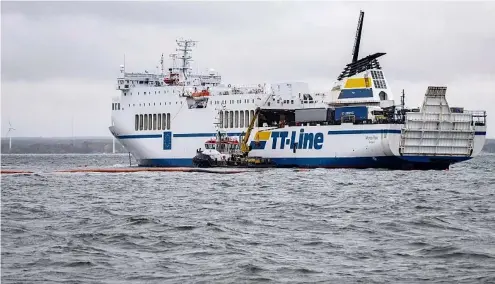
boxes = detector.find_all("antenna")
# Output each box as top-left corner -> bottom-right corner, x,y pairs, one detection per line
169,53 -> 178,71
175,38 -> 197,81
337,10 -> 385,81
160,53 -> 164,75
352,10 -> 365,63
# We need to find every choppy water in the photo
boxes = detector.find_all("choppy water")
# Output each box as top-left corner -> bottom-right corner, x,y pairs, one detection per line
2,154 -> 495,283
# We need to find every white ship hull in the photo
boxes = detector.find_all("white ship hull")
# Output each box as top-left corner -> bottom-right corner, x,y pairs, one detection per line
111,121 -> 486,170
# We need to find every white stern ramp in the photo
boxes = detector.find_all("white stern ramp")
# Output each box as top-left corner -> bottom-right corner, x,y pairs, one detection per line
390,86 -> 487,169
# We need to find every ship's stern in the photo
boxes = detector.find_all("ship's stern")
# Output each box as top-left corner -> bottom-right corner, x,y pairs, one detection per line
390,86 -> 487,170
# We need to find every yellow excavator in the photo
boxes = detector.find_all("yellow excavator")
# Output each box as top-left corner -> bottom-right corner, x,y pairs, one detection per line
240,107 -> 261,155
237,106 -> 273,166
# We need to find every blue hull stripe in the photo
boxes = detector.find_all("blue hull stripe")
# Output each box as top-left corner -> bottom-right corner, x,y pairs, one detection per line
327,129 -> 401,135
173,132 -> 244,138
118,134 -> 162,139
117,130 -> 486,139
138,156 -> 471,169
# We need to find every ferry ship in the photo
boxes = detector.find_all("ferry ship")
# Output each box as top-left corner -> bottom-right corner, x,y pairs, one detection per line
109,11 -> 487,170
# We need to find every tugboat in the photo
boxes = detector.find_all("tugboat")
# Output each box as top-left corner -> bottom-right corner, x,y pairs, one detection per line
192,132 -> 241,167
192,107 -> 275,168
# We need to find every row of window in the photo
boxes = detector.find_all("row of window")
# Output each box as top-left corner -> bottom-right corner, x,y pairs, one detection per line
215,99 -> 255,105
219,110 -> 256,129
124,89 -> 180,96
115,98 -> 257,110
135,113 -> 171,131
123,90 -> 262,97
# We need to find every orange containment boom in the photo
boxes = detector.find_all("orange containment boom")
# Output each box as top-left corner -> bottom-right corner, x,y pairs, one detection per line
54,167 -> 248,174
2,167 -> 254,175
1,169 -> 34,174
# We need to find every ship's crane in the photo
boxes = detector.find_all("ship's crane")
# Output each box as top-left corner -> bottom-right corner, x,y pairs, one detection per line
240,107 -> 261,155
239,87 -> 274,155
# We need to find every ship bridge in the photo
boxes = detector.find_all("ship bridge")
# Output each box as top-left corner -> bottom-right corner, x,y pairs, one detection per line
117,71 -> 164,91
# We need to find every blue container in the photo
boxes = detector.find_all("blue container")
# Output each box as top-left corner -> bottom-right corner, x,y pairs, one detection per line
334,106 -> 368,121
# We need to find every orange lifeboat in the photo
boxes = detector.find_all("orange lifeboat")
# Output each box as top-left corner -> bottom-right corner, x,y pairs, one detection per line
192,90 -> 210,97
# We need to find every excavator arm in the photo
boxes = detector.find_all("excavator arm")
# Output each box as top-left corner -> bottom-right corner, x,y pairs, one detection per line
240,107 -> 261,154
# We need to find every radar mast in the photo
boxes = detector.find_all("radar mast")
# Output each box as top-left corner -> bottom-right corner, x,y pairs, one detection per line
175,39 -> 197,81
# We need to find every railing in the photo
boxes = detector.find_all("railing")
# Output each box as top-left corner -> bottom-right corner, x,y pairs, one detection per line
464,110 -> 487,125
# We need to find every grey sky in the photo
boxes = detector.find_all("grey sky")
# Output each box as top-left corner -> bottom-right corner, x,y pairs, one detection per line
2,1 -> 494,138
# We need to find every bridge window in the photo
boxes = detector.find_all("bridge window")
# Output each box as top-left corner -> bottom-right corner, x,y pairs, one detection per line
219,111 -> 224,126
167,113 -> 171,130
140,114 -> 143,130
157,114 -> 162,130
153,114 -> 157,130
229,111 -> 234,128
135,115 -> 139,131
235,111 -> 239,128
245,110 -> 250,127
143,114 -> 148,130
240,111 -> 244,128
148,114 -> 152,130
112,103 -> 115,110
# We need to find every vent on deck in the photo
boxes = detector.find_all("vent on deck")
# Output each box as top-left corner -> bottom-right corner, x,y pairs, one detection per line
337,52 -> 386,81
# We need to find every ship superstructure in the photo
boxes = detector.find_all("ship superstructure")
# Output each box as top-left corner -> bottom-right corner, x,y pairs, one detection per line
110,12 -> 487,170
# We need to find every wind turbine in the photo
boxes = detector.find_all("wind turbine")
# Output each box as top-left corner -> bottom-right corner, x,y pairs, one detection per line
6,121 -> 16,150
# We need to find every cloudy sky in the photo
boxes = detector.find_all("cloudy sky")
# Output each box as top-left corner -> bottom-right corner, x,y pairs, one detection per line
2,1 -> 494,138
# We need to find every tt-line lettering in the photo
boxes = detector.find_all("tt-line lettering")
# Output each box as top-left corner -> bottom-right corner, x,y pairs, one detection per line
270,129 -> 324,150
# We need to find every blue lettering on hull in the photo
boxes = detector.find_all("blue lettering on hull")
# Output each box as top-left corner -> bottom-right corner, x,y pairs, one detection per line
271,129 -> 325,150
